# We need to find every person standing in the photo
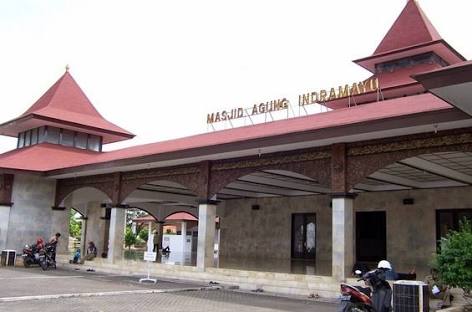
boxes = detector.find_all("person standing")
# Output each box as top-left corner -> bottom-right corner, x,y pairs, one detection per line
49,232 -> 61,261
153,230 -> 159,252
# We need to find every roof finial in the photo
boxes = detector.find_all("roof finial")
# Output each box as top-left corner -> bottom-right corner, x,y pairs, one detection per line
65,64 -> 70,72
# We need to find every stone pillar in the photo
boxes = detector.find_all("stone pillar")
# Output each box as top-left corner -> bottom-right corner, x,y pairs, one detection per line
51,207 -> 70,255
157,222 -> 164,250
0,205 -> 11,250
332,194 -> 355,282
85,202 -> 106,257
80,217 -> 88,257
181,221 -> 187,253
107,208 -> 125,263
196,201 -> 217,271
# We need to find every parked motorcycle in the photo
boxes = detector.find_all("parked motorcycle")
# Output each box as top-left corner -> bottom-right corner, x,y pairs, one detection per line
22,241 -> 43,267
39,243 -> 57,271
338,268 -> 392,312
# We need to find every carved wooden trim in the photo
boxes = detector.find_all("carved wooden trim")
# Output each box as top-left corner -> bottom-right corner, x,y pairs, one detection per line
121,166 -> 199,181
212,150 -> 330,171
348,133 -> 472,156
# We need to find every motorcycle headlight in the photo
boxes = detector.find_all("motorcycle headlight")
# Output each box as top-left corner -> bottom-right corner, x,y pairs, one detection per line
24,244 -> 29,248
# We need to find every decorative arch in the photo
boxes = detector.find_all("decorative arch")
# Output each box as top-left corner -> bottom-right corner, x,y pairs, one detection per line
57,186 -> 113,209
128,206 -> 161,223
120,178 -> 197,205
120,166 -> 201,204
70,207 -> 86,218
55,174 -> 116,207
209,156 -> 330,198
347,135 -> 472,191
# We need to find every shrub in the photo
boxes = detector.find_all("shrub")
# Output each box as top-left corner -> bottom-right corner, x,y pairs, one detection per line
124,228 -> 137,250
69,210 -> 82,239
435,219 -> 472,293
138,228 -> 149,242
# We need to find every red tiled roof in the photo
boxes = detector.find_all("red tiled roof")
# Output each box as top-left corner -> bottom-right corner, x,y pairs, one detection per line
0,93 -> 454,173
165,212 -> 197,222
0,143 -> 98,172
98,93 -> 451,161
0,71 -> 134,143
374,0 -> 441,54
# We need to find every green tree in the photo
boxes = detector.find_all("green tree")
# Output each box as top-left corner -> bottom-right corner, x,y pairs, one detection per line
138,228 -> 149,242
69,210 -> 82,239
435,219 -> 472,293
124,227 -> 137,251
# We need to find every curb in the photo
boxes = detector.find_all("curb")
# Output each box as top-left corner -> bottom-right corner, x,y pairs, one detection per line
0,286 -> 221,303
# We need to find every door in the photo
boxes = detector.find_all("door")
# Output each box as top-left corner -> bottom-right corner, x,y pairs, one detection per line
356,211 -> 386,262
291,213 -> 316,259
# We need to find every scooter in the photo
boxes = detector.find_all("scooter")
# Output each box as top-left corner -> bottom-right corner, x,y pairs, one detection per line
338,269 -> 392,312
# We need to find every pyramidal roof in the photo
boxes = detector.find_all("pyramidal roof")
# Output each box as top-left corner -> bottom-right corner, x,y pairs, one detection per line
354,0 -> 465,73
0,70 -> 134,144
374,0 -> 441,54
22,70 -> 105,118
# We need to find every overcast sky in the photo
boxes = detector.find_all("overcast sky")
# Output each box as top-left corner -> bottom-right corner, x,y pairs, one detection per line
0,0 -> 471,153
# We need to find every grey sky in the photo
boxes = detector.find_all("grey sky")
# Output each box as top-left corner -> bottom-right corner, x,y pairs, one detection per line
0,0 -> 470,153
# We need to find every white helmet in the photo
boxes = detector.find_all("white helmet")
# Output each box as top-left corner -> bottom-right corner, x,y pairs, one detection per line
377,260 -> 392,270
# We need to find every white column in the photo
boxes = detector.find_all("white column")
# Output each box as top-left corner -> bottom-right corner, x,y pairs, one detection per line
80,217 -> 88,257
85,202 -> 106,258
0,205 -> 11,251
108,208 -> 126,263
181,221 -> 187,253
51,207 -> 70,255
332,195 -> 355,282
196,202 -> 217,271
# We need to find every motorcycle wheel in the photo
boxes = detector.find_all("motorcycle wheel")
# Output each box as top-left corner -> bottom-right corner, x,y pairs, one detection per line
347,303 -> 371,312
23,258 -> 31,268
40,260 -> 48,271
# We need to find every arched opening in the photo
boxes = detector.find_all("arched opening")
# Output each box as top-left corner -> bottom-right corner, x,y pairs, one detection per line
213,169 -> 331,276
352,151 -> 472,279
123,207 -> 160,261
118,180 -> 199,266
60,186 -> 112,261
68,208 -> 84,256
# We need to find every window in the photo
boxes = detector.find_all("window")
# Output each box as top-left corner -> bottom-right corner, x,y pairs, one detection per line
31,128 -> 38,145
18,132 -> 25,148
24,130 -> 31,147
38,126 -> 46,143
60,129 -> 74,147
16,126 -> 103,151
46,127 -> 60,144
375,52 -> 448,74
75,132 -> 88,149
436,209 -> 472,249
87,135 -> 101,152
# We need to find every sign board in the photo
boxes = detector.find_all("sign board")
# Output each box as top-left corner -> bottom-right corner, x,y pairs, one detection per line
206,77 -> 380,124
143,251 -> 157,262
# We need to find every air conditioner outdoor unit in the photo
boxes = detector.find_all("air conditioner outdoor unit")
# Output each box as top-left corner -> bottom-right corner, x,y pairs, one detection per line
1,249 -> 17,266
393,280 -> 429,312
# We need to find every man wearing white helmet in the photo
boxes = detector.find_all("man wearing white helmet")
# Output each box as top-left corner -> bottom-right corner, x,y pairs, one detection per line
377,260 -> 399,280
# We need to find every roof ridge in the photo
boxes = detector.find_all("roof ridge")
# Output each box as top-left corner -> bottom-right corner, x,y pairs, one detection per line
374,0 -> 442,54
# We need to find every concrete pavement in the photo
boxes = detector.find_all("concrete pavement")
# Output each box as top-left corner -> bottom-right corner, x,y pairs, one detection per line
0,266 -> 336,311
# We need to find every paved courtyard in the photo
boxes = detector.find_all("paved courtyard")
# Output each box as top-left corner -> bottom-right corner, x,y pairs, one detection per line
0,266 -> 335,312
